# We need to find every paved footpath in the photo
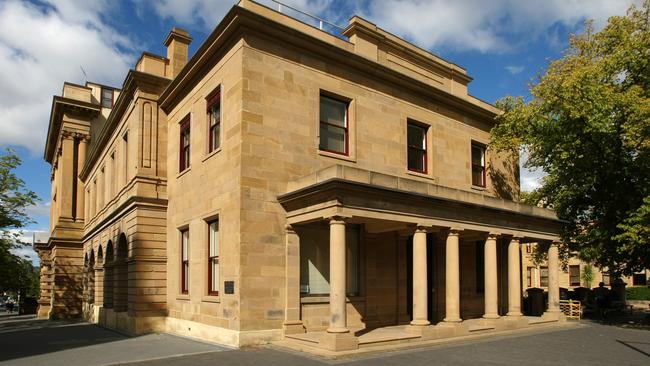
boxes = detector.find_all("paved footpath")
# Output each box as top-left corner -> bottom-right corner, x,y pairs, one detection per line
0,316 -> 648,366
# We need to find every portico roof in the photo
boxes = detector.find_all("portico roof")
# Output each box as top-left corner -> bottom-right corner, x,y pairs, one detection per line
278,165 -> 563,241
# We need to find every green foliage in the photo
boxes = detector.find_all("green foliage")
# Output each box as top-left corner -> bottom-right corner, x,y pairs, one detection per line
491,2 -> 650,277
581,264 -> 594,288
626,286 -> 650,300
0,148 -> 40,294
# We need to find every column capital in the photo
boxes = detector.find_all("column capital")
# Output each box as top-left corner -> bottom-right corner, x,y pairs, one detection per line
447,227 -> 463,236
327,216 -> 347,225
550,241 -> 561,248
414,225 -> 430,234
486,232 -> 501,240
285,224 -> 296,234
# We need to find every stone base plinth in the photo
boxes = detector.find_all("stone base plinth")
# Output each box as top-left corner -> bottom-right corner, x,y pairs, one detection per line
319,331 -> 359,351
283,321 -> 306,335
542,311 -> 565,322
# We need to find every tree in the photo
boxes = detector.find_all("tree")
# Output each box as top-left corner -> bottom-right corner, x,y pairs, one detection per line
491,1 -> 650,278
0,148 -> 39,294
581,264 -> 594,288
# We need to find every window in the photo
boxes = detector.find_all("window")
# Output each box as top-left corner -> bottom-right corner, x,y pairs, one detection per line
540,266 -> 549,287
569,265 -> 580,286
300,224 -> 359,296
527,267 -> 533,287
633,273 -> 647,286
207,220 -> 220,296
179,117 -> 191,172
101,88 -> 114,108
180,229 -> 189,294
206,88 -> 221,153
407,122 -> 427,173
602,273 -> 610,286
526,244 -> 532,253
471,143 -> 486,187
319,95 -> 348,155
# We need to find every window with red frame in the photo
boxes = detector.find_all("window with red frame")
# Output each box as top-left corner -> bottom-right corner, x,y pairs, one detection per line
471,143 -> 486,187
407,122 -> 427,173
527,267 -> 533,287
181,229 -> 189,294
319,95 -> 348,155
207,220 -> 219,295
206,88 -> 221,153
569,265 -> 581,286
179,117 -> 191,172
540,266 -> 549,287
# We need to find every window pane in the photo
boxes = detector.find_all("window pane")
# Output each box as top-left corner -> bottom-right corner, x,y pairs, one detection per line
319,123 -> 346,153
210,123 -> 220,151
408,148 -> 426,172
184,262 -> 189,290
472,166 -> 484,186
320,96 -> 346,127
407,124 -> 425,148
182,231 -> 189,260
209,221 -> 219,256
472,145 -> 484,166
101,89 -> 112,108
210,258 -> 219,292
299,224 -> 359,295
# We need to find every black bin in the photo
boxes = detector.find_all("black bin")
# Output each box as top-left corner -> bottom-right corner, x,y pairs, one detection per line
526,288 -> 545,316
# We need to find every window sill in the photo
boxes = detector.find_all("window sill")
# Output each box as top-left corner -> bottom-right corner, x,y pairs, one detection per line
300,295 -> 365,304
201,295 -> 220,303
470,185 -> 487,192
202,147 -> 222,162
406,169 -> 436,181
176,294 -> 190,301
318,149 -> 356,163
176,167 -> 192,179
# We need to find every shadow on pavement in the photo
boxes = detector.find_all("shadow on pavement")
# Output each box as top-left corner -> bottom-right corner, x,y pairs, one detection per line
0,318 -> 127,362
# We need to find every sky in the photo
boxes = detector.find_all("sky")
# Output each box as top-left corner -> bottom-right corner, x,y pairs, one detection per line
0,0 -> 639,264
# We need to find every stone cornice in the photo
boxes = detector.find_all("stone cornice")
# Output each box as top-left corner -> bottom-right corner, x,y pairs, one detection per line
158,5 -> 499,122
79,70 -> 170,181
44,96 -> 100,164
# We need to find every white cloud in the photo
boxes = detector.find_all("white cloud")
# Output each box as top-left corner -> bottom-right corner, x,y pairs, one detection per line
6,229 -> 48,265
0,0 -> 136,153
505,65 -> 524,75
141,0 -> 638,54
26,201 -> 51,218
357,0 -> 638,53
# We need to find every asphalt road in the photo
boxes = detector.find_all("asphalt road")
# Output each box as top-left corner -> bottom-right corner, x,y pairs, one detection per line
0,316 -> 648,366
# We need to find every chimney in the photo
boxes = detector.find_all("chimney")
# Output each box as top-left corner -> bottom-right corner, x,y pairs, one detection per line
164,27 -> 192,79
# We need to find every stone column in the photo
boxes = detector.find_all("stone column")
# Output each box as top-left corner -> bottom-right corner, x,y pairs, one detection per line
444,229 -> 462,323
483,233 -> 500,319
283,225 -> 305,334
411,227 -> 430,326
547,242 -> 561,312
327,217 -> 348,333
507,237 -> 522,316
320,217 -> 358,351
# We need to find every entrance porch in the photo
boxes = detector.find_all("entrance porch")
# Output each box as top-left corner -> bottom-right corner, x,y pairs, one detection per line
277,165 -> 565,352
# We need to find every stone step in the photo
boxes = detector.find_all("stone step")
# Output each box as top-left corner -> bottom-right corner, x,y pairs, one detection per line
468,324 -> 495,332
528,318 -> 557,325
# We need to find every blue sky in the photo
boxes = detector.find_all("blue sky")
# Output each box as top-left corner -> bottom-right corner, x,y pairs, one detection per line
0,0 -> 638,263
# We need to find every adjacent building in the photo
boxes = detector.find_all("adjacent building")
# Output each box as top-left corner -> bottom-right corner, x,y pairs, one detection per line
37,0 -> 568,352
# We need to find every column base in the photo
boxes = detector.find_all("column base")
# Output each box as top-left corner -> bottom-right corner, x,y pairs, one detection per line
410,319 -> 431,326
482,313 -> 500,319
443,317 -> 462,323
283,321 -> 306,335
506,311 -> 523,317
319,331 -> 359,351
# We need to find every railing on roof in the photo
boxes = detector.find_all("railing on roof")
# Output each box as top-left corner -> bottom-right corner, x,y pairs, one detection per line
268,0 -> 346,38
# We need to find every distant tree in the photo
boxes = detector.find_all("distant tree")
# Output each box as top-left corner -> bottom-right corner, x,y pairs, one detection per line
491,1 -> 650,278
0,148 -> 39,294
581,264 -> 594,289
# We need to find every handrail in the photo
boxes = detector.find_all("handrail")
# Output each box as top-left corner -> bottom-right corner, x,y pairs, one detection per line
269,0 -> 345,32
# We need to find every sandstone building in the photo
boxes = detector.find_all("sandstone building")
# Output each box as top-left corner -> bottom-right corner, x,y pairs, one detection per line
37,0 -> 568,352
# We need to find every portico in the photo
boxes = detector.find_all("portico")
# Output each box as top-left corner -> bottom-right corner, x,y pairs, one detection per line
279,165 -> 564,352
